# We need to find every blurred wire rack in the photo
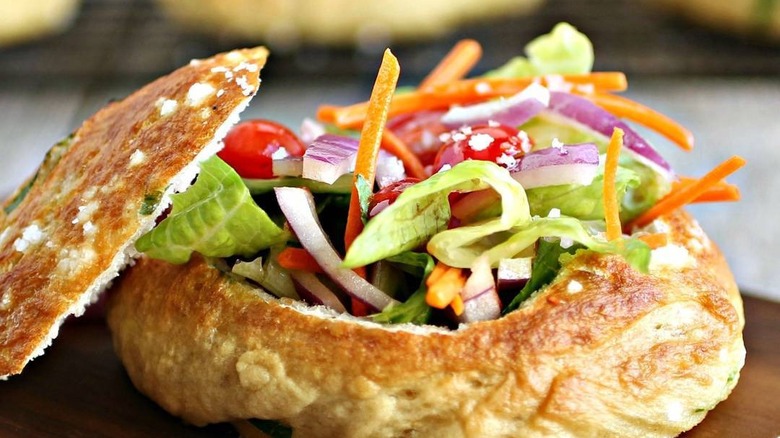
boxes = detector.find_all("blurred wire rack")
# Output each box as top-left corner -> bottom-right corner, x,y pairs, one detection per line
1,0 -> 779,84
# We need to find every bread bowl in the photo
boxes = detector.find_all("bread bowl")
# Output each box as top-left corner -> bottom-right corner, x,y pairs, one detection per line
1,22 -> 745,437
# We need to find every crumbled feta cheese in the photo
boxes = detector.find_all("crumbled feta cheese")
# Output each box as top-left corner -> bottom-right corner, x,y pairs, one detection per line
649,244 -> 696,270
200,107 -> 211,119
216,89 -> 225,97
186,83 -> 215,106
211,66 -> 229,73
468,133 -> 494,151
560,238 -> 574,249
0,290 -> 12,311
82,221 -> 96,235
129,149 -> 146,167
475,82 -> 492,94
551,138 -> 568,154
666,401 -> 684,422
437,164 -> 452,173
73,201 -> 99,225
518,131 -> 532,153
158,98 -> 178,117
56,247 -> 96,275
567,280 -> 583,294
543,74 -> 573,92
496,153 -> 516,168
235,75 -> 254,96
234,61 -> 259,73
13,224 -> 44,252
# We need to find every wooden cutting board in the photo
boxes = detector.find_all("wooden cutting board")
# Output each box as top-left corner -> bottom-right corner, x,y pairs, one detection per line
1,295 -> 778,437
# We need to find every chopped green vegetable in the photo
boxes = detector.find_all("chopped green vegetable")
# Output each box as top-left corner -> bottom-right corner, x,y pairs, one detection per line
356,174 -> 372,224
343,160 -> 528,268
139,191 -> 163,215
243,174 -> 353,194
485,22 -> 594,78
136,156 -> 287,264
372,252 -> 434,325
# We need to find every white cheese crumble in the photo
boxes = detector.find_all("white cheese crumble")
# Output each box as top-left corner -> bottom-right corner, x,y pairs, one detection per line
649,244 -> 696,271
234,61 -> 259,73
129,149 -> 146,167
13,224 -> 44,252
0,290 -> 12,311
157,98 -> 178,116
567,280 -> 583,294
518,130 -> 532,153
437,164 -> 452,173
56,247 -> 97,275
72,201 -> 99,225
82,221 -> 96,235
666,400 -> 684,422
216,89 -> 225,97
186,83 -> 215,106
235,75 -> 254,96
468,133 -> 494,151
496,153 -> 516,168
475,82 -> 492,94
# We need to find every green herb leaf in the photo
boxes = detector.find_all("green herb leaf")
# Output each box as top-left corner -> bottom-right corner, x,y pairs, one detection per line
356,174 -> 373,224
136,156 -> 287,264
372,252 -> 434,325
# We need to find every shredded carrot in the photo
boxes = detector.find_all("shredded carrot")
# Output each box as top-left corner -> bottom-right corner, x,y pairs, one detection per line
629,156 -> 746,228
450,294 -> 465,316
637,232 -> 669,249
277,247 -> 323,273
586,93 -> 694,152
673,176 -> 741,203
381,130 -> 427,179
603,128 -> 625,241
318,72 -> 629,130
425,265 -> 466,309
344,49 -> 400,253
427,260 -> 450,284
418,39 -> 482,90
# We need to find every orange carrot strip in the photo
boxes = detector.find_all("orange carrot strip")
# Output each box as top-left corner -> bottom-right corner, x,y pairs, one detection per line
586,93 -> 695,152
427,261 -> 450,284
318,72 -> 628,130
425,267 -> 466,309
277,247 -> 323,273
381,130 -> 427,179
344,49 -> 400,254
450,294 -> 465,316
673,176 -> 741,203
603,128 -> 625,241
419,39 -> 482,90
637,232 -> 669,249
630,156 -> 746,228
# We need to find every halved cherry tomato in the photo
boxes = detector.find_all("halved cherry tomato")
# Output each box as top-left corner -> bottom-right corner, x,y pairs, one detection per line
386,110 -> 449,166
368,178 -> 420,217
218,119 -> 306,179
432,124 -> 527,172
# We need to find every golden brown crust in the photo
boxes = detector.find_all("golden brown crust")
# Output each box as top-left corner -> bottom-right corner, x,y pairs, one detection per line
0,46 -> 268,378
107,210 -> 745,437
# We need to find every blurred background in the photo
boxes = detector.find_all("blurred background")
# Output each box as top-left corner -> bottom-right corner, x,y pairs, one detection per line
0,0 -> 778,301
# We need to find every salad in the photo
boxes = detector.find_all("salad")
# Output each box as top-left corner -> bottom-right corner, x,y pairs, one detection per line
135,23 -> 744,326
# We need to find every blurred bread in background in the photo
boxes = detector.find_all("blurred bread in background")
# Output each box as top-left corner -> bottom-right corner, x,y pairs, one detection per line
647,0 -> 780,43
154,0 -> 545,48
0,0 -> 81,47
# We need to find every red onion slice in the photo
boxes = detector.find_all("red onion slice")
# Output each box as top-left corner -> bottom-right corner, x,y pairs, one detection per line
302,134 -> 359,184
290,270 -> 348,313
497,257 -> 532,291
274,187 -> 398,312
510,142 -> 600,189
459,255 -> 501,322
441,83 -> 550,129
272,156 -> 303,177
547,91 -> 673,177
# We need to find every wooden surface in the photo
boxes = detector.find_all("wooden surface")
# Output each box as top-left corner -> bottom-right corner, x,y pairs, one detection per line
0,295 -> 777,437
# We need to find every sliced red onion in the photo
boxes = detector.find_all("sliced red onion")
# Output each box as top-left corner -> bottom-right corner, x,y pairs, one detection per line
274,187 -> 398,312
510,142 -> 599,189
497,257 -> 532,291
272,156 -> 303,177
547,91 -> 673,177
300,117 -> 327,145
290,270 -> 347,312
459,255 -> 501,323
441,82 -> 550,129
302,134 -> 359,184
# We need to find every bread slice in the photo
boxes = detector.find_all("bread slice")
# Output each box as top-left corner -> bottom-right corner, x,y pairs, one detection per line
107,209 -> 745,437
0,46 -> 269,379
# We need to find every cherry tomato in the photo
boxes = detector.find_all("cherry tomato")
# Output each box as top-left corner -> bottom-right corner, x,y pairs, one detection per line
432,124 -> 527,172
386,110 -> 449,166
218,119 -> 306,179
368,178 -> 421,216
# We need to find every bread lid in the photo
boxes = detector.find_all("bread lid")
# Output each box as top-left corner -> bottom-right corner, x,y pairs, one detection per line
0,47 -> 268,378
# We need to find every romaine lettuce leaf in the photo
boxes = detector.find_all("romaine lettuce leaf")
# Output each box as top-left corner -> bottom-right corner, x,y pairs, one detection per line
342,160 -> 529,268
485,23 -> 594,78
136,156 -> 287,264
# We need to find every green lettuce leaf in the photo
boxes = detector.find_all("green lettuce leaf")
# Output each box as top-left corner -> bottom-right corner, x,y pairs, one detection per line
372,252 -> 435,325
527,166 -> 640,220
136,156 -> 287,264
342,160 -> 528,268
485,22 -> 594,78
503,239 -> 583,313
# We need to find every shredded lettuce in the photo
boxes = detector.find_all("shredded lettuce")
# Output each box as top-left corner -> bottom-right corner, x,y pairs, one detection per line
343,160 -> 528,268
136,156 -> 287,264
485,23 -> 594,78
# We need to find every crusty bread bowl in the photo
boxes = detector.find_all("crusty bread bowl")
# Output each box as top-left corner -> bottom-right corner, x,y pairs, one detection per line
107,209 -> 744,437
